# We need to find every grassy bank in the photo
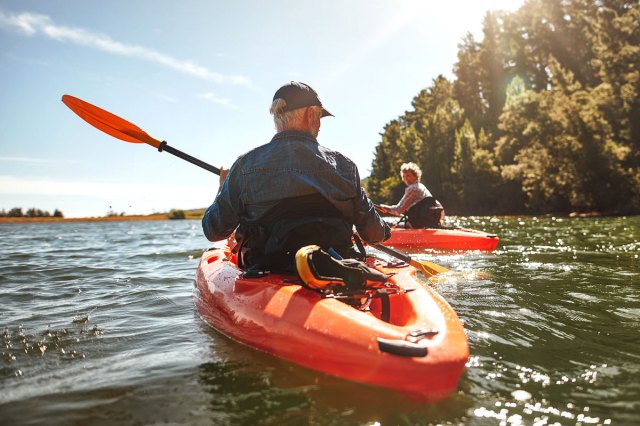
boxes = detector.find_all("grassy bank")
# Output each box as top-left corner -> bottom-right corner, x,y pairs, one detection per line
0,208 -> 206,224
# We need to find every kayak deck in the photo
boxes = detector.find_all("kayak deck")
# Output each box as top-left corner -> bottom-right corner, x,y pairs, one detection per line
194,242 -> 469,401
385,227 -> 499,251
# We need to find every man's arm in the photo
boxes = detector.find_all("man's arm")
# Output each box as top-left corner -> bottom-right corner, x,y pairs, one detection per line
353,187 -> 391,242
380,185 -> 422,216
350,166 -> 391,243
202,164 -> 241,241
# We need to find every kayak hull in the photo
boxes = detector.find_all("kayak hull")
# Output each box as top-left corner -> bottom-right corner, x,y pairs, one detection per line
386,227 -> 499,251
194,242 -> 469,401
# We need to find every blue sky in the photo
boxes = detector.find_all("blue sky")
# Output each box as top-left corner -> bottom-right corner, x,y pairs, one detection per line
0,0 -> 523,217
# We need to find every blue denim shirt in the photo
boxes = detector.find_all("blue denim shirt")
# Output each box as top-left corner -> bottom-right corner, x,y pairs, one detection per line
202,130 -> 390,244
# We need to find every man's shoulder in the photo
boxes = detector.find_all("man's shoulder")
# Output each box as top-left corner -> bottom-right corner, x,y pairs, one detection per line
317,143 -> 355,164
235,136 -> 358,172
235,140 -> 273,161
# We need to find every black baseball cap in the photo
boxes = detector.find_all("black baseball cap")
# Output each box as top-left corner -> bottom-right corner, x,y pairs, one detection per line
272,81 -> 333,117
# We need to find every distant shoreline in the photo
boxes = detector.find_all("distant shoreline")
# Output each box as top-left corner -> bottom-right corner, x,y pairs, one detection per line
0,214 -> 172,223
0,208 -> 206,224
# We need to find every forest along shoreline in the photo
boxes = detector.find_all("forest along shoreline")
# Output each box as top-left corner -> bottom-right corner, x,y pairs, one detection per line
364,2 -> 639,217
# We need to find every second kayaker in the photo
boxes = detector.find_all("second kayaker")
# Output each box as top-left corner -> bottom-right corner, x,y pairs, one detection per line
377,162 -> 446,228
202,81 -> 391,274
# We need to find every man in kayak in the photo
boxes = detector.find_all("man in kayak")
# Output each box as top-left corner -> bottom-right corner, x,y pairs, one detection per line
202,81 -> 391,273
377,162 -> 445,228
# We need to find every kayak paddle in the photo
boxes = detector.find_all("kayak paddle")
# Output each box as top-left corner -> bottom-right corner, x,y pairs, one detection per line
62,94 -> 448,276
61,95 -> 220,175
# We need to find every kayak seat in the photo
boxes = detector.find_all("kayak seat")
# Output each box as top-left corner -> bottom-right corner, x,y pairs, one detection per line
296,245 -> 405,322
399,196 -> 445,229
295,245 -> 390,291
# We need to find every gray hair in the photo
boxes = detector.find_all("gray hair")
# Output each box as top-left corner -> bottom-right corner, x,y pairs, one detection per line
270,98 -> 306,132
400,162 -> 422,180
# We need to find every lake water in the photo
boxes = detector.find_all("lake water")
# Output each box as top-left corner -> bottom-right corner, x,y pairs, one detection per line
0,216 -> 638,425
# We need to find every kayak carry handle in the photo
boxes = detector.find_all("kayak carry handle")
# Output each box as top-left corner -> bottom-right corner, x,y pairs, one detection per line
377,337 -> 428,357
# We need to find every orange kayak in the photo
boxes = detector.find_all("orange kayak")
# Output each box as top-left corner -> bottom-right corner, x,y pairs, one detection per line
194,241 -> 469,401
385,227 -> 499,251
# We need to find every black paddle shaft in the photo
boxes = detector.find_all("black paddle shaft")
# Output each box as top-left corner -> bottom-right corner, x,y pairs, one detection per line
373,243 -> 410,263
158,141 -> 220,175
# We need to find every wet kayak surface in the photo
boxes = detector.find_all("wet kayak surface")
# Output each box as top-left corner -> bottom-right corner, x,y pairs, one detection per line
1,216 -> 638,425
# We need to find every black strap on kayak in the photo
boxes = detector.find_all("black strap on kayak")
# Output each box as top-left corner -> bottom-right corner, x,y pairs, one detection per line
378,289 -> 391,323
242,265 -> 271,279
322,287 -> 406,323
352,232 -> 367,261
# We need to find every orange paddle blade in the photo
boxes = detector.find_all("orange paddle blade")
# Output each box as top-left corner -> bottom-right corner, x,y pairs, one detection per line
61,95 -> 161,149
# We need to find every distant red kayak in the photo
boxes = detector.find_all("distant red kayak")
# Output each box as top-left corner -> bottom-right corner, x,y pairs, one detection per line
386,227 -> 499,251
194,241 -> 469,401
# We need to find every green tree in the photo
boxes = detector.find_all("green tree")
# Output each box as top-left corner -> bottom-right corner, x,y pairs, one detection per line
168,209 -> 186,220
477,11 -> 509,136
453,33 -> 486,130
497,57 -> 639,213
367,120 -> 404,202
451,120 -> 503,214
8,207 -> 23,217
406,76 -> 465,207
